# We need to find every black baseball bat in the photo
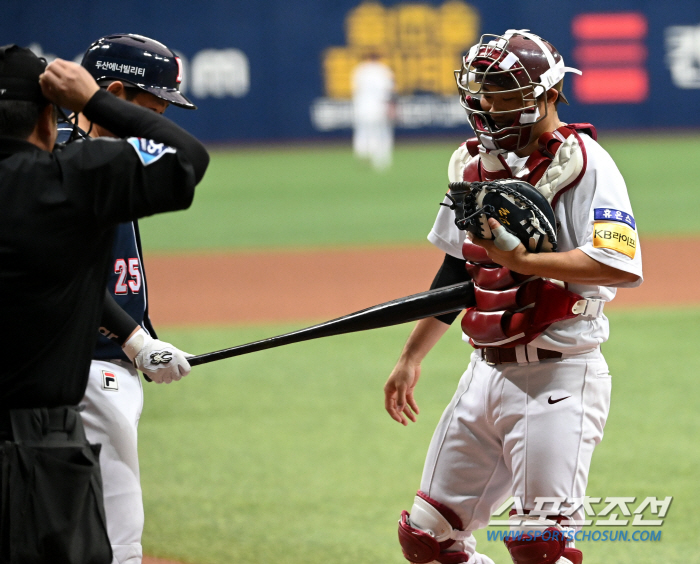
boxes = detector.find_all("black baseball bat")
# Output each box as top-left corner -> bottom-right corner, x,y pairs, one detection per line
187,281 -> 475,367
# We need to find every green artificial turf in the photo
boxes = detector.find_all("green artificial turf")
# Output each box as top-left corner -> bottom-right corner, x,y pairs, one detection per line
138,143 -> 451,252
601,133 -> 700,238
137,135 -> 700,253
139,307 -> 700,563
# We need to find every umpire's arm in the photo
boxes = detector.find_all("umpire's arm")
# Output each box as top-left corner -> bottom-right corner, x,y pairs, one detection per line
41,58 -> 208,182
82,89 -> 209,183
41,59 -> 209,221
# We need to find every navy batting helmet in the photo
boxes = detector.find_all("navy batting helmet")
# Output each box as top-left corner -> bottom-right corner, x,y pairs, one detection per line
81,33 -> 195,109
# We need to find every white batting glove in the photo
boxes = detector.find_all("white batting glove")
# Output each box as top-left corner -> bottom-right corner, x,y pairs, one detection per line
122,327 -> 191,384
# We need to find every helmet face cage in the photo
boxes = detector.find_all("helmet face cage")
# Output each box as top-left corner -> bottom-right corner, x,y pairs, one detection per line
455,33 -> 552,153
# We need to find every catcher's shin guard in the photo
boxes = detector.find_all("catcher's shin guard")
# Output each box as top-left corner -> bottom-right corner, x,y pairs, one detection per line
398,491 -> 470,563
504,515 -> 582,564
504,528 -> 565,564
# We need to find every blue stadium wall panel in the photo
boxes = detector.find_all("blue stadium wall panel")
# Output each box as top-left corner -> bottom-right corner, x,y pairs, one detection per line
4,0 -> 700,141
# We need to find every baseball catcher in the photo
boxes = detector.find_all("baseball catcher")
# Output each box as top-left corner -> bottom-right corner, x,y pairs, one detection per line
386,28 -> 643,564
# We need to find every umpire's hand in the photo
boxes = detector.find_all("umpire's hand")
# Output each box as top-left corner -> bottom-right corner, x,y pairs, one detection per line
39,59 -> 100,113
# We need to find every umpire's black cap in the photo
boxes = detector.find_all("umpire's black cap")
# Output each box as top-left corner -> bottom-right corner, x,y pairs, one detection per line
81,33 -> 196,109
0,45 -> 48,104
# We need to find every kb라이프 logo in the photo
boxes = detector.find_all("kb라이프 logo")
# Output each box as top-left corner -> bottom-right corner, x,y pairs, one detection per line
593,221 -> 637,258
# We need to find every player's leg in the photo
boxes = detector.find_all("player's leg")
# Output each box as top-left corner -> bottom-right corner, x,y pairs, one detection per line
369,121 -> 392,171
501,349 -> 611,564
81,359 -> 145,564
398,355 -> 513,563
353,118 -> 371,159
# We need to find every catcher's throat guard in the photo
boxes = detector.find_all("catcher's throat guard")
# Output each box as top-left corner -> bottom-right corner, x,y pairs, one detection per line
444,179 -> 557,252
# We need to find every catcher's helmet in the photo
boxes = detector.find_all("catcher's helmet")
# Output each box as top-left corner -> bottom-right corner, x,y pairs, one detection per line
81,33 -> 195,109
455,29 -> 580,152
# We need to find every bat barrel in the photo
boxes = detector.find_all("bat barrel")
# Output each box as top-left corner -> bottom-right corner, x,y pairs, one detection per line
187,281 -> 474,367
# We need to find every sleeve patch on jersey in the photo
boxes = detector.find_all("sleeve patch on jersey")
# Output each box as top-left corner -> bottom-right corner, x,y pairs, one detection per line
593,221 -> 637,259
127,137 -> 176,166
594,208 -> 635,229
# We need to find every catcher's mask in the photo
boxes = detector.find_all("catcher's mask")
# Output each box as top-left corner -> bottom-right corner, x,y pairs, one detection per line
81,33 -> 195,109
455,29 -> 580,153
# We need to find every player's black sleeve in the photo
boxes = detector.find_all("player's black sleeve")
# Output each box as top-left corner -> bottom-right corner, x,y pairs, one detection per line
83,89 -> 209,183
430,254 -> 470,325
99,290 -> 138,345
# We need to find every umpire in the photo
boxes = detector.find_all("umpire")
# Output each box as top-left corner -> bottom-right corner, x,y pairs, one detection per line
0,45 -> 208,563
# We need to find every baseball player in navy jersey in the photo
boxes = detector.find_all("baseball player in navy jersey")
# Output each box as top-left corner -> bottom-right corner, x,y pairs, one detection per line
56,34 -> 197,564
384,30 -> 643,564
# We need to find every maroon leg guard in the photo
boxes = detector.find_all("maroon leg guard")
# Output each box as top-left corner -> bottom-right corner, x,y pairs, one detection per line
397,491 -> 470,564
504,527 -> 566,564
398,511 -> 441,563
436,552 -> 471,564
562,548 -> 583,564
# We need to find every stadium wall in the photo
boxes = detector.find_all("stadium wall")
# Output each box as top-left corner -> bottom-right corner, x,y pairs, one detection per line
4,0 -> 700,142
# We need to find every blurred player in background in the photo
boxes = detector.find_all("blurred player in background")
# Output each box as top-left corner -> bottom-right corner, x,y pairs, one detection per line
57,34 -> 198,564
384,30 -> 642,564
352,52 -> 395,171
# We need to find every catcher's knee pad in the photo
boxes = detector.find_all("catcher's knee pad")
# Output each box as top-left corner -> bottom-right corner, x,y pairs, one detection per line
398,491 -> 470,564
504,515 -> 582,564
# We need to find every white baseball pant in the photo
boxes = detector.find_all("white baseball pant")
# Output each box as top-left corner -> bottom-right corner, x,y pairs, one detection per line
81,359 -> 144,564
420,348 -> 611,558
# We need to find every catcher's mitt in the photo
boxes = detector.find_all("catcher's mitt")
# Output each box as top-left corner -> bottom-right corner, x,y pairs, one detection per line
444,180 -> 557,252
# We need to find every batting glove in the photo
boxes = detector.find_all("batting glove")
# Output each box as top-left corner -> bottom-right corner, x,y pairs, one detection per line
122,327 -> 191,384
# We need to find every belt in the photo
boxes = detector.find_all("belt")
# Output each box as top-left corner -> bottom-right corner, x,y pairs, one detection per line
0,405 -> 83,443
480,347 -> 562,366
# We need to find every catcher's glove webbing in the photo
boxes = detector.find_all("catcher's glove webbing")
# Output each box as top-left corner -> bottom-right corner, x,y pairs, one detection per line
443,180 -> 558,253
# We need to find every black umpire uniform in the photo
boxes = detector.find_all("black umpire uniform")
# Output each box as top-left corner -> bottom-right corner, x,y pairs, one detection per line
0,46 -> 208,563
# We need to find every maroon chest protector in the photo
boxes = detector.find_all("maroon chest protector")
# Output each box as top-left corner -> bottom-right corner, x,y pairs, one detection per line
459,124 -> 596,348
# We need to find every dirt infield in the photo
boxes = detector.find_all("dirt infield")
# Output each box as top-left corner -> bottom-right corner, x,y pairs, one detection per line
143,237 -> 700,327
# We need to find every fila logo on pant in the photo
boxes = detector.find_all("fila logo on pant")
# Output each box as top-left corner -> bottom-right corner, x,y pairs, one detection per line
102,370 -> 119,391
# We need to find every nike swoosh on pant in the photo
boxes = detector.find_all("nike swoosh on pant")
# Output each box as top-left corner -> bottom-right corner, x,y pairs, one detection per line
548,395 -> 571,404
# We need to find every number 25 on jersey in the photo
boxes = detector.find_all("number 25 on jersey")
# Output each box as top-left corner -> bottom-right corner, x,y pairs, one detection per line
114,258 -> 142,294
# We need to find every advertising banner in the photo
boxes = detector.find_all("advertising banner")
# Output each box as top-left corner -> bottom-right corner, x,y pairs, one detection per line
4,1 -> 700,141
